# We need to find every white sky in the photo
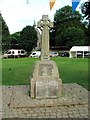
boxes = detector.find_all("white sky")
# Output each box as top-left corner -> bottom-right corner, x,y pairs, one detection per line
0,0 -> 86,34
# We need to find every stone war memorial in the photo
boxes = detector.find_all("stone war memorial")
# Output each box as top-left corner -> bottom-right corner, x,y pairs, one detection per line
1,15 -> 88,119
0,0 -> 90,120
30,15 -> 62,99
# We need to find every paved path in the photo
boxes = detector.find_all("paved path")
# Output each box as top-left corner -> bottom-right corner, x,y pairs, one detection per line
0,83 -> 89,119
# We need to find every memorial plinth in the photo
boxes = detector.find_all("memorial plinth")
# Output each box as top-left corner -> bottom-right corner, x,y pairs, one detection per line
30,60 -> 62,99
30,15 -> 62,99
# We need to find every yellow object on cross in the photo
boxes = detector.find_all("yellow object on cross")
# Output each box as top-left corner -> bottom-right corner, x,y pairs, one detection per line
49,0 -> 56,10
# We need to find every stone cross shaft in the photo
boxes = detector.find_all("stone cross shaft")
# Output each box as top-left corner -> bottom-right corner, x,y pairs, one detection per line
37,15 -> 53,60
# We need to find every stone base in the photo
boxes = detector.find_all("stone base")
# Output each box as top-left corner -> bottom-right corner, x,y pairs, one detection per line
2,84 -> 88,118
30,60 -> 62,99
9,84 -> 88,109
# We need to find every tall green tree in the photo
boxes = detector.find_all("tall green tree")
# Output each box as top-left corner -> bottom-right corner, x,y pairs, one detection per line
10,32 -> 21,49
62,27 -> 85,49
0,12 -> 10,51
19,26 -> 37,53
50,5 -> 86,49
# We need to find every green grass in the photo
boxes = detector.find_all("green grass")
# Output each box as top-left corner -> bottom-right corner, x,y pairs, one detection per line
2,58 -> 37,85
51,57 -> 89,90
2,57 -> 89,90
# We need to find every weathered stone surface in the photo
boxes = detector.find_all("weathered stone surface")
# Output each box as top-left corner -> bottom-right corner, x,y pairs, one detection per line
36,80 -> 58,98
2,84 -> 89,118
30,60 -> 62,99
30,15 -> 62,99
38,64 -> 53,76
37,15 -> 53,60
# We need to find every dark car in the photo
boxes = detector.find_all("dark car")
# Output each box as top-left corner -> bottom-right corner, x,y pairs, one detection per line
84,52 -> 90,58
77,52 -> 83,58
60,52 -> 69,57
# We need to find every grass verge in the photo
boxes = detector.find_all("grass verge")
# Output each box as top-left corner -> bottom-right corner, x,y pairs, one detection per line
2,57 -> 89,90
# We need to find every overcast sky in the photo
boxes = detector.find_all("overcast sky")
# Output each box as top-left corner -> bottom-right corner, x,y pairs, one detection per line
0,0 -> 86,34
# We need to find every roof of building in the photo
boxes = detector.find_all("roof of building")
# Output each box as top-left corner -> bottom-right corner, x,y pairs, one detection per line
70,46 -> 90,51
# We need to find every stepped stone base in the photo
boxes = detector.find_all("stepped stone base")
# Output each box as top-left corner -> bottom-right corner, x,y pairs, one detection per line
30,60 -> 62,99
2,84 -> 88,118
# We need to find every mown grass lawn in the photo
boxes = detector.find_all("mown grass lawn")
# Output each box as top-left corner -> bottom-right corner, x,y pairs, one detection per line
52,57 -> 89,90
2,58 -> 37,85
2,57 -> 89,90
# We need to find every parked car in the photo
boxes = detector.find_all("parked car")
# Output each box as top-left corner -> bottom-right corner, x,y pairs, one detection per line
3,49 -> 26,58
50,52 -> 58,57
60,52 -> 69,57
77,52 -> 83,58
30,51 -> 41,58
84,52 -> 90,58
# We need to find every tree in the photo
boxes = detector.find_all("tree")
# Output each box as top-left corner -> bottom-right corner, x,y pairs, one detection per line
50,5 -> 86,49
0,12 -> 10,51
10,32 -> 21,49
54,6 -> 83,30
19,26 -> 37,53
62,27 -> 85,49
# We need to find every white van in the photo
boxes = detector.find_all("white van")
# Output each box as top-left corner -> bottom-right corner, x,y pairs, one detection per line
3,49 -> 26,58
30,51 -> 41,58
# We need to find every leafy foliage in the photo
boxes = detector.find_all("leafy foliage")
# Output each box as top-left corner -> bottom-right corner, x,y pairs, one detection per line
10,32 -> 21,49
62,27 -> 85,49
0,12 -> 10,51
0,13 -> 38,52
50,5 -> 86,49
18,26 -> 37,53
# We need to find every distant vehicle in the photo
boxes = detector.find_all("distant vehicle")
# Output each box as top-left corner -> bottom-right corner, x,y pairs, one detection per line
84,52 -> 90,58
50,52 -> 58,57
30,51 -> 41,58
77,52 -> 83,58
60,52 -> 69,57
77,52 -> 82,55
85,53 -> 90,55
3,49 -> 26,58
76,52 -> 90,58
